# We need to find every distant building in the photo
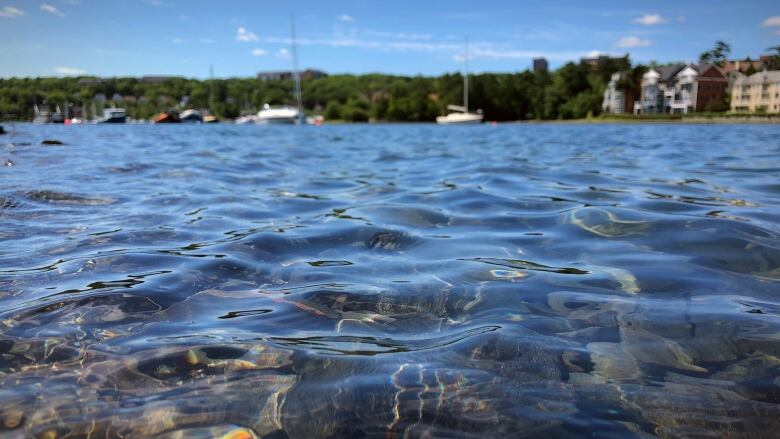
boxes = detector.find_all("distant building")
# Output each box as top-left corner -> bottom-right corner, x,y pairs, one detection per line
731,70 -> 780,113
721,55 -> 773,86
580,55 -> 624,70
602,72 -> 639,114
533,58 -> 548,73
77,78 -> 105,86
256,71 -> 291,81
140,76 -> 184,84
257,69 -> 327,81
721,55 -> 772,75
634,64 -> 728,114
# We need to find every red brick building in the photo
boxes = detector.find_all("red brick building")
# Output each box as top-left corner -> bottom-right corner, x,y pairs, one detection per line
694,64 -> 729,112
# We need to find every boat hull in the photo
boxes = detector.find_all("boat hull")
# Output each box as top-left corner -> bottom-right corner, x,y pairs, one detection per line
153,112 -> 180,124
436,113 -> 484,125
257,116 -> 300,125
101,117 -> 126,124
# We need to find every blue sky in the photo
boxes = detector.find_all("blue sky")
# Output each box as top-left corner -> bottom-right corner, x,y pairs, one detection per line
1,0 -> 778,78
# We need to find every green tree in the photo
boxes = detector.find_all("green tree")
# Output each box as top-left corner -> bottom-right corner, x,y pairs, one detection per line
699,41 -> 731,67
766,45 -> 780,70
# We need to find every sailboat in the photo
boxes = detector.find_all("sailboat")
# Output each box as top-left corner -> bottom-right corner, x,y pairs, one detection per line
257,16 -> 306,125
436,37 -> 483,124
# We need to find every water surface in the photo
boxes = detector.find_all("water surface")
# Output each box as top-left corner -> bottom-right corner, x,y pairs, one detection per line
1,123 -> 780,438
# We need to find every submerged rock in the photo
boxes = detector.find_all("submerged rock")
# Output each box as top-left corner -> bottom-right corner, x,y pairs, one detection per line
568,207 -> 651,238
24,190 -> 114,205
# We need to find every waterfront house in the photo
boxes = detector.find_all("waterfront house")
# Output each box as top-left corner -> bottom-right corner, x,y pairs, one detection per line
602,71 -> 640,114
634,64 -> 727,114
730,70 -> 780,113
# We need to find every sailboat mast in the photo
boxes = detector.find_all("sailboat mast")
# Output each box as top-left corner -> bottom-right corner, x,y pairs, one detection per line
209,64 -> 215,112
291,15 -> 303,113
464,36 -> 469,112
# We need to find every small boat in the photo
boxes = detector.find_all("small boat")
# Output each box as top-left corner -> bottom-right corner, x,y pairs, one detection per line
436,37 -> 484,125
234,114 -> 258,124
179,109 -> 203,123
153,111 -> 180,123
100,108 -> 126,124
51,106 -> 65,124
203,115 -> 219,124
436,105 -> 483,124
33,105 -> 64,124
257,104 -> 303,124
33,105 -> 52,124
256,16 -> 310,125
306,115 -> 325,126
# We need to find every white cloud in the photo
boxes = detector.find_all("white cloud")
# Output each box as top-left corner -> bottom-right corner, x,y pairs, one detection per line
0,6 -> 24,18
363,30 -> 431,40
144,0 -> 170,6
40,3 -> 64,16
337,14 -> 353,22
633,14 -> 666,26
55,66 -> 86,75
615,36 -> 651,48
172,38 -> 185,44
251,48 -> 268,56
276,48 -> 290,59
236,26 -> 258,42
763,16 -> 780,27
199,38 -> 215,44
260,35 -> 596,61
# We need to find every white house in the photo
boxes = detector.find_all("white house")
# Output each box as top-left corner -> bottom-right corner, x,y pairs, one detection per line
635,64 -> 728,114
603,72 -> 626,114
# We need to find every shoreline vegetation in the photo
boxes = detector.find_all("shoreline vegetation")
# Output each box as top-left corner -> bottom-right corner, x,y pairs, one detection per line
1,53 -> 778,123
0,56 -> 679,122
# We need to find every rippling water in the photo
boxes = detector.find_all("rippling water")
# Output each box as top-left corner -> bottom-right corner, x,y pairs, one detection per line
1,123 -> 780,438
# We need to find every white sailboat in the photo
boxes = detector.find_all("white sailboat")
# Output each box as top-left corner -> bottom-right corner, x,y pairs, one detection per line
257,15 -> 305,125
436,37 -> 483,125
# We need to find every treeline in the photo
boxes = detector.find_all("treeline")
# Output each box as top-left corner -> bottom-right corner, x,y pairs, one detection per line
0,57 -> 634,122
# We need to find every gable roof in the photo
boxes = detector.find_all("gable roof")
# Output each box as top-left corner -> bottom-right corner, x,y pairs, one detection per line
734,70 -> 780,85
658,64 -> 686,81
694,64 -> 726,79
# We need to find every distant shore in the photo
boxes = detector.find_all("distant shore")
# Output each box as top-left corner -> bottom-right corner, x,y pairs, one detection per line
4,115 -> 779,125
514,115 -> 780,125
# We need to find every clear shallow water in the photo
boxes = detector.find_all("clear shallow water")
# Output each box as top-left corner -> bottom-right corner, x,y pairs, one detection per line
1,123 -> 780,438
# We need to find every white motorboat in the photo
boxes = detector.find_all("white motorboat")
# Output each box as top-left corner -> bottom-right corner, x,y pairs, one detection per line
257,104 -> 303,124
179,109 -> 203,123
436,37 -> 484,125
100,108 -> 127,123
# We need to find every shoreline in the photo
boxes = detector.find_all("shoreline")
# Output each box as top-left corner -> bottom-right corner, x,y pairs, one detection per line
514,116 -> 780,125
4,116 -> 779,125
